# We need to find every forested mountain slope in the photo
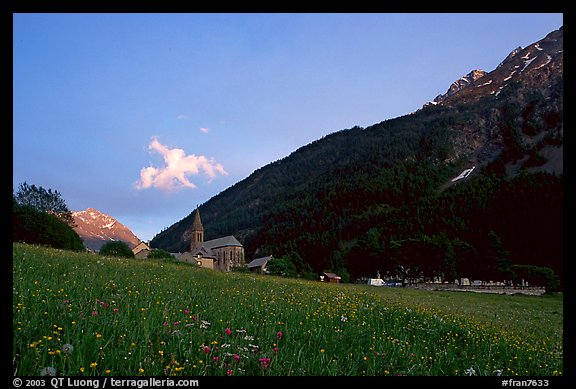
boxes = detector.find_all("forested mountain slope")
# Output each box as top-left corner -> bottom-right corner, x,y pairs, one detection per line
151,27 -> 563,286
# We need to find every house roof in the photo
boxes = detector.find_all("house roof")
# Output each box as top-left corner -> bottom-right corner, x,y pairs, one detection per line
247,255 -> 273,268
323,272 -> 341,279
132,241 -> 151,254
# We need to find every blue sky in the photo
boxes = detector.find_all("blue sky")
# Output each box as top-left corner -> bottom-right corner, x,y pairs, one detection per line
12,13 -> 563,242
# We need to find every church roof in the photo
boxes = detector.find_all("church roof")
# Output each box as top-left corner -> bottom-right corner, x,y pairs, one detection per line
192,207 -> 203,230
190,245 -> 216,259
203,235 -> 243,249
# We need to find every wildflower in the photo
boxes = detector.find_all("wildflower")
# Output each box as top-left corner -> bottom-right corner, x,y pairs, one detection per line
62,343 -> 74,354
274,347 -> 279,353
91,311 -> 98,316
340,315 -> 348,322
227,369 -> 233,376
277,331 -> 283,339
225,328 -> 232,336
113,307 -> 119,314
259,357 -> 271,369
494,369 -> 502,376
465,367 -> 476,376
213,356 -> 219,363
90,362 -> 98,369
233,354 -> 240,362
203,346 -> 211,354
40,366 -> 57,376
139,368 -> 145,374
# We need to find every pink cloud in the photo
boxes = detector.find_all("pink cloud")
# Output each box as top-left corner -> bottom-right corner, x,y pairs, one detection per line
135,137 -> 227,191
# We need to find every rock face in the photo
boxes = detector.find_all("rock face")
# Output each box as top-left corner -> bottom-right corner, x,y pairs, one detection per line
422,27 -> 563,174
429,27 -> 563,108
72,208 -> 141,252
432,69 -> 488,105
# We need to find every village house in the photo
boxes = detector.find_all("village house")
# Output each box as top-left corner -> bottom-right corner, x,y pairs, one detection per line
132,241 -> 151,258
247,255 -> 273,274
321,272 -> 341,283
178,208 -> 245,271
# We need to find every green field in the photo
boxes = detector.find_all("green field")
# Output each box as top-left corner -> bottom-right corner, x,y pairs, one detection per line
12,243 -> 563,377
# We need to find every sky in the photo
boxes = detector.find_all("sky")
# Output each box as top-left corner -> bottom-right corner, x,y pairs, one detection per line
12,13 -> 563,242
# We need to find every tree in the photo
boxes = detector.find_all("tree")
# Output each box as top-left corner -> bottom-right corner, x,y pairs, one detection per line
14,182 -> 75,226
13,200 -> 85,251
99,241 -> 135,258
489,230 -> 512,280
509,264 -> 560,293
266,257 -> 297,277
147,248 -> 174,259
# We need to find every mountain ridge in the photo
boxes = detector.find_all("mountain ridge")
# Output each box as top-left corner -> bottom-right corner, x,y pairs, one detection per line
150,27 -> 563,285
72,208 -> 141,252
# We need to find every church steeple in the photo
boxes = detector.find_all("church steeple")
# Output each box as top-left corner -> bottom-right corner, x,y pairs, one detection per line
190,207 -> 204,250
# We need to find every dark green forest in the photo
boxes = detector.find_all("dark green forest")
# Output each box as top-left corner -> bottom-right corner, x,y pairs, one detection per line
151,79 -> 563,290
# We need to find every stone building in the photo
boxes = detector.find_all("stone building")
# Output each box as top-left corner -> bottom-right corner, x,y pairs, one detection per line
178,207 -> 245,271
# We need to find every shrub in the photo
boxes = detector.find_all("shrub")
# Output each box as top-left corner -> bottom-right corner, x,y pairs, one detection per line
99,241 -> 135,258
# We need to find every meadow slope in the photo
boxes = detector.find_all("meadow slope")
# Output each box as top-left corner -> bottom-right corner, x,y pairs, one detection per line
12,243 -> 562,377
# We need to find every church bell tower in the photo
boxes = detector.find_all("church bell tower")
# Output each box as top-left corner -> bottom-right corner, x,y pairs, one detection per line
190,207 -> 204,251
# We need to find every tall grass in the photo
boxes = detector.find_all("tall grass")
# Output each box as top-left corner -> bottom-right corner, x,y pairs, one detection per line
13,243 -> 562,376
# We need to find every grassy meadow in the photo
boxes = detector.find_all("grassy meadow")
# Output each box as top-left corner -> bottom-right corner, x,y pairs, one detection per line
12,243 -> 563,377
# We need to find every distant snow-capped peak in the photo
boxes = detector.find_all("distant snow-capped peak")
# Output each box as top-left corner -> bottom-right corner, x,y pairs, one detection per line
72,208 -> 141,252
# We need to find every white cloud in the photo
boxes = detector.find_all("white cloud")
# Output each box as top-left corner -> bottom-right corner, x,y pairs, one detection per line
199,127 -> 210,133
176,114 -> 189,120
135,137 -> 227,192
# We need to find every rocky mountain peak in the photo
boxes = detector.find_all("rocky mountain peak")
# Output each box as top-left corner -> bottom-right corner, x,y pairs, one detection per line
431,69 -> 487,105
72,208 -> 141,252
424,26 -> 562,109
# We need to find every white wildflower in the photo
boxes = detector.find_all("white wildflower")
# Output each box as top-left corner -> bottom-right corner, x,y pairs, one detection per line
465,367 -> 476,376
40,366 -> 57,376
61,343 -> 74,354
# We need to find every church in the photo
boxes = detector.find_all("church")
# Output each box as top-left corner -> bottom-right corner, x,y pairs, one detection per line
178,208 -> 245,271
